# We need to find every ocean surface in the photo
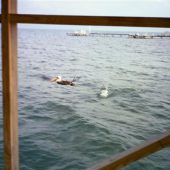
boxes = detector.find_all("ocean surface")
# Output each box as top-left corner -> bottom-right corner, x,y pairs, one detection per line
0,29 -> 170,170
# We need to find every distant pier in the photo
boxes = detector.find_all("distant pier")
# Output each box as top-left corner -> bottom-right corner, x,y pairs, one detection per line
67,31 -> 170,39
90,32 -> 170,39
89,33 -> 129,38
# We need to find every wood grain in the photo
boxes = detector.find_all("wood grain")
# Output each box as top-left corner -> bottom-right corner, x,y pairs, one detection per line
2,0 -> 19,170
10,14 -> 170,28
88,130 -> 170,170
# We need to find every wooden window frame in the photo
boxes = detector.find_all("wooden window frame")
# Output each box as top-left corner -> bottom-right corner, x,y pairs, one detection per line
1,0 -> 170,170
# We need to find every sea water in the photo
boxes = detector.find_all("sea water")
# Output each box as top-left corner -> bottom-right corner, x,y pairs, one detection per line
0,29 -> 170,170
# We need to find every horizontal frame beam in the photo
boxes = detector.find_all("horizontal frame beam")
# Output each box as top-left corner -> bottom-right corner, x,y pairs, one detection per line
7,14 -> 170,28
0,14 -> 170,28
88,130 -> 170,170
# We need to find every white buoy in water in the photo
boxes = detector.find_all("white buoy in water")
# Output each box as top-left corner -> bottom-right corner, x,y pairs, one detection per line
100,86 -> 108,97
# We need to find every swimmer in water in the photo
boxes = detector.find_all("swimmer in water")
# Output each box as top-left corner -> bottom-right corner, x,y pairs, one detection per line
100,86 -> 108,97
50,76 -> 75,86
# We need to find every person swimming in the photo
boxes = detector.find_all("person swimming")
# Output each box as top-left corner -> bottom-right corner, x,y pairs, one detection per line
99,86 -> 108,97
50,76 -> 75,86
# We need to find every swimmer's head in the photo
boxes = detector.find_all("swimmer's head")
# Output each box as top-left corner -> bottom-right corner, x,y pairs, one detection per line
101,85 -> 107,90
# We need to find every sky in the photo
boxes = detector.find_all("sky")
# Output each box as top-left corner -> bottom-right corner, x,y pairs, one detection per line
1,0 -> 170,32
18,0 -> 170,17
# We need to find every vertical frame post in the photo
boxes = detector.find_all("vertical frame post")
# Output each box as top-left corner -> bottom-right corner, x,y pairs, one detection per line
1,0 -> 19,170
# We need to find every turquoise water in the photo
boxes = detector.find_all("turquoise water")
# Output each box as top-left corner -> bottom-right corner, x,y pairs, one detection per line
0,29 -> 170,170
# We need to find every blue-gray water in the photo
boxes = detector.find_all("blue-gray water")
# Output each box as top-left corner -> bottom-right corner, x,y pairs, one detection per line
0,29 -> 170,170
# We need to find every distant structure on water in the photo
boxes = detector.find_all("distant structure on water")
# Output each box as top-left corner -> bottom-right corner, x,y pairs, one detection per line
67,30 -> 170,39
128,32 -> 170,39
128,33 -> 152,39
67,29 -> 89,36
